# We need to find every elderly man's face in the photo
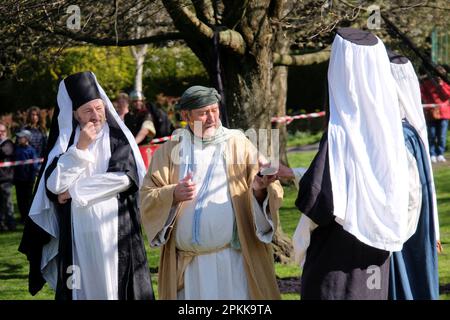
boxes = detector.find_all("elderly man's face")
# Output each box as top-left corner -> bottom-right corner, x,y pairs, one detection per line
74,99 -> 106,133
182,103 -> 220,138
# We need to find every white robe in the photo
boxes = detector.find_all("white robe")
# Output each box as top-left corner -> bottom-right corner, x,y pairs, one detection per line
390,60 -> 440,242
46,124 -> 131,300
327,34 -> 410,252
152,142 -> 274,300
292,150 -> 422,268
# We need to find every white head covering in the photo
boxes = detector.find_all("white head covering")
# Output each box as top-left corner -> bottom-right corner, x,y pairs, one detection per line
28,72 -> 146,288
327,33 -> 410,252
390,57 -> 440,241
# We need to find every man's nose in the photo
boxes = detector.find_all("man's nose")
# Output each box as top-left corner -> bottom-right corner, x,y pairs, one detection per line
91,111 -> 100,121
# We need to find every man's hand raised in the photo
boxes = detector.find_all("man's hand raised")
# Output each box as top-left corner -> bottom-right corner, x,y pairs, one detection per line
77,122 -> 97,150
58,190 -> 71,204
173,171 -> 197,205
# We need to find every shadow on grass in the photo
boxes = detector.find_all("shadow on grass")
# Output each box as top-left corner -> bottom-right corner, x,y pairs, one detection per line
277,276 -> 300,294
441,283 -> 450,295
277,276 -> 450,297
0,262 -> 27,280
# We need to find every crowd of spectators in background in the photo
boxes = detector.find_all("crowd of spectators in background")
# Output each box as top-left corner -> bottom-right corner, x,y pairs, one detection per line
0,107 -> 46,231
0,93 -> 181,231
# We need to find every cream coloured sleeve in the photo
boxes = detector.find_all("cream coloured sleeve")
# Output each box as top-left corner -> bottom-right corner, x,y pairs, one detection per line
142,120 -> 156,136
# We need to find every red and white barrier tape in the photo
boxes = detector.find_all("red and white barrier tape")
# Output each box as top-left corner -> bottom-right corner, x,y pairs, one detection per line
3,106 -> 438,165
271,111 -> 326,124
150,136 -> 172,144
272,104 -> 447,124
0,158 -> 43,168
0,138 -> 170,167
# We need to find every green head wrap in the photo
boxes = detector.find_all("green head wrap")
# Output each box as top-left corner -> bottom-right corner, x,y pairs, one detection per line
177,86 -> 221,110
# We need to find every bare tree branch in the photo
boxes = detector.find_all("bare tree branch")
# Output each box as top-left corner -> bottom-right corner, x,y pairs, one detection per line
162,0 -> 246,54
28,24 -> 183,46
192,0 -> 215,25
273,47 -> 331,66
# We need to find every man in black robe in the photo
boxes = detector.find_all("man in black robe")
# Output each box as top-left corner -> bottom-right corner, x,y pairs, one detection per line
19,71 -> 153,300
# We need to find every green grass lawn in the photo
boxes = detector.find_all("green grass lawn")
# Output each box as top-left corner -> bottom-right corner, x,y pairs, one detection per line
433,160 -> 450,297
1,150 -> 449,300
286,131 -> 323,148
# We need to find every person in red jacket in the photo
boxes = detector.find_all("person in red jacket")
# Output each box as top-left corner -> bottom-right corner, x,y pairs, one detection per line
420,65 -> 450,163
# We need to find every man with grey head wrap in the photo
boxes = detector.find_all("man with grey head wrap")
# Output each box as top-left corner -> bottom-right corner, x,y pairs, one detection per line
140,85 -> 284,300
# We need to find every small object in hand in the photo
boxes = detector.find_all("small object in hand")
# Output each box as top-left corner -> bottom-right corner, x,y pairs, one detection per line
259,167 -> 278,176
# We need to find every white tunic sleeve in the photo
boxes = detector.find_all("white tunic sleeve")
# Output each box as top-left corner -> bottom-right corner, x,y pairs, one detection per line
292,214 -> 318,268
292,167 -> 308,190
47,145 -> 95,194
252,193 -> 274,243
46,144 -> 131,207
69,172 -> 131,207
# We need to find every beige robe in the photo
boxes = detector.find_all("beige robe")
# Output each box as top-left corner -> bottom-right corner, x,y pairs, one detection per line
140,134 -> 283,300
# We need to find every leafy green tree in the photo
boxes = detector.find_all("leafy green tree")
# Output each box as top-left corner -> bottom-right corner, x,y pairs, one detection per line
0,44 -> 207,112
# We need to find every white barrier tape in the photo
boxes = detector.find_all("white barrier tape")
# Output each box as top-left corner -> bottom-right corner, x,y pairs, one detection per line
0,158 -> 43,168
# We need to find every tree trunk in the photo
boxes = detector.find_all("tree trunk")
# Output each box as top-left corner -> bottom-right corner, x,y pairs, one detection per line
219,57 -> 293,264
269,0 -> 293,263
161,0 -> 294,263
271,68 -> 289,166
131,45 -> 147,92
130,4 -> 148,93
221,54 -> 272,131
271,18 -> 290,167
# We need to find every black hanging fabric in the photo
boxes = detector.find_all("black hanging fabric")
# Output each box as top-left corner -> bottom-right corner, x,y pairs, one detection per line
212,28 -> 229,127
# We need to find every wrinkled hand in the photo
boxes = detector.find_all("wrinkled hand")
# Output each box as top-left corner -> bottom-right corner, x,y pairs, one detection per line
259,159 -> 294,180
253,174 -> 277,204
253,160 -> 279,203
58,190 -> 71,204
173,171 -> 196,204
77,122 -> 97,150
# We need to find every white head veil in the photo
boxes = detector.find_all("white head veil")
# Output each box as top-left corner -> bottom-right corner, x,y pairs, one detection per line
390,57 -> 440,241
27,72 -> 146,288
327,33 -> 410,252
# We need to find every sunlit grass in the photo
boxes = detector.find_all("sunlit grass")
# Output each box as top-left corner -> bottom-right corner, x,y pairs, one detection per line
1,148 -> 448,300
